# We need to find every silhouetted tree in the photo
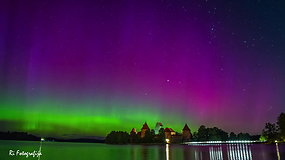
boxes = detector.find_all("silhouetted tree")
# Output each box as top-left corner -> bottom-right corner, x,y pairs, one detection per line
277,113 -> 285,141
229,132 -> 237,140
192,132 -> 198,141
105,131 -> 129,144
197,125 -> 208,141
218,128 -> 228,141
195,125 -> 228,141
237,133 -> 250,140
208,127 -> 219,140
208,127 -> 228,141
262,123 -> 279,143
130,131 -> 140,143
250,135 -> 261,141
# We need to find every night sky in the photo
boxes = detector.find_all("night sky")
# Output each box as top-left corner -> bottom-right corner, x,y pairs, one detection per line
0,0 -> 285,137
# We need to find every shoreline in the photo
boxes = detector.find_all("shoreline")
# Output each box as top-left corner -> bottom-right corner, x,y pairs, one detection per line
1,139 -> 284,145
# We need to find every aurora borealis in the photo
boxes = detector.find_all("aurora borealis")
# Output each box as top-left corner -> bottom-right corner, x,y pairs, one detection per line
0,0 -> 285,137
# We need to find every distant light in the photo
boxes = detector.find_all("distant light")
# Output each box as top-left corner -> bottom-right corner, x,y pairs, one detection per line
275,140 -> 278,143
41,138 -> 45,142
165,139 -> 170,143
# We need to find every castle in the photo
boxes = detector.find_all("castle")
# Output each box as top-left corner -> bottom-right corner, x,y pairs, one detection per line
130,122 -> 192,143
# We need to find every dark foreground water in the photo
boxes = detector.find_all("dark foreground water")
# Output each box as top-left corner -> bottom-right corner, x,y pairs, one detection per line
0,140 -> 284,160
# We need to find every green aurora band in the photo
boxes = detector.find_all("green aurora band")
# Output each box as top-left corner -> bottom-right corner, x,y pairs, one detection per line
0,95 -> 197,137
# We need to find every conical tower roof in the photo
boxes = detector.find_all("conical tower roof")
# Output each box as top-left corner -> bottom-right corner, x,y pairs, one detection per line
130,128 -> 137,133
141,122 -> 150,130
183,124 -> 190,131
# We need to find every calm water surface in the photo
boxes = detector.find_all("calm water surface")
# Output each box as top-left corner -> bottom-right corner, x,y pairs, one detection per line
0,140 -> 284,160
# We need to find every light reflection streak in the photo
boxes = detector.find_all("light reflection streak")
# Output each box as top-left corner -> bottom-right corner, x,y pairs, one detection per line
166,144 -> 169,160
38,138 -> 44,160
209,146 -> 223,160
227,145 -> 231,160
276,142 -> 280,160
225,143 -> 252,160
189,142 -> 253,160
236,145 -> 240,160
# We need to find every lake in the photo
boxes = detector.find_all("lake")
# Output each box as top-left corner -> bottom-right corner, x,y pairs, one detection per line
0,140 -> 284,160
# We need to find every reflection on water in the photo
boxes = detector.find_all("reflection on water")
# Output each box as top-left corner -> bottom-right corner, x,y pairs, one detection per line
0,140 -> 284,160
38,139 -> 44,160
209,145 -> 223,160
276,143 -> 280,160
169,142 -> 282,160
183,143 -> 254,160
226,144 -> 252,160
166,144 -> 169,160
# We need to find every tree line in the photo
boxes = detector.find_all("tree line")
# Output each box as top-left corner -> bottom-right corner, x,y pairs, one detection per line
105,128 -> 166,144
191,125 -> 256,141
105,126 -> 258,144
261,112 -> 285,143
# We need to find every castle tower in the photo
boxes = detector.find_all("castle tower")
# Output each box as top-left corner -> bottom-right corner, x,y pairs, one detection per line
164,128 -> 172,140
182,124 -> 192,142
130,128 -> 137,135
130,128 -> 138,143
141,122 -> 150,138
